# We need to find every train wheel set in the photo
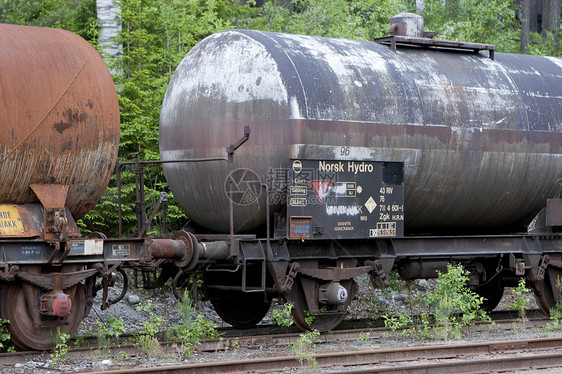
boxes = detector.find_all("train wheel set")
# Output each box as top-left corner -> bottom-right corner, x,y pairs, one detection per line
1,13 -> 562,350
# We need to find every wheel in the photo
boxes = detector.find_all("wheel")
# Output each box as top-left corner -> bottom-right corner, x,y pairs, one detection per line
287,277 -> 354,332
211,292 -> 271,328
3,283 -> 85,350
204,263 -> 270,328
474,275 -> 505,312
478,289 -> 505,312
533,265 -> 562,314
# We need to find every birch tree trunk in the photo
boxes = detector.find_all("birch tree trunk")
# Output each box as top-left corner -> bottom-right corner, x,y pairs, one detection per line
96,0 -> 122,74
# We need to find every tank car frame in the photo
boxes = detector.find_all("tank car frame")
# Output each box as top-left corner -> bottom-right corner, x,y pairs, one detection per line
2,124 -> 561,350
121,126 -> 562,333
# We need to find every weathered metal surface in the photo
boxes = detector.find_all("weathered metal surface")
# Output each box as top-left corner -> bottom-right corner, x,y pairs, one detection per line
546,199 -> 562,226
0,205 -> 25,236
0,204 -> 42,238
3,278 -> 86,350
0,24 -> 120,220
160,30 -> 562,234
147,238 -> 189,260
29,184 -> 69,209
376,35 -> 496,59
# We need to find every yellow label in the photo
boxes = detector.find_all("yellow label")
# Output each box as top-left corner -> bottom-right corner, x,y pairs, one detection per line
0,205 -> 24,236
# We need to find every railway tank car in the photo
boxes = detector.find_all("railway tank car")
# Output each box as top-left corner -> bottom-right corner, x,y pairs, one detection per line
0,23 -> 121,350
160,13 -> 562,331
0,24 -> 193,351
0,24 -> 120,218
160,22 -> 562,235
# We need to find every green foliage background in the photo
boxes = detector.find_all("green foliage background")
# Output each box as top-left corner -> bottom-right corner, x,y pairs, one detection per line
1,0 -> 560,236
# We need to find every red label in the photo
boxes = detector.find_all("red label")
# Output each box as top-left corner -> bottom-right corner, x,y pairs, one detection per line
308,180 -> 333,203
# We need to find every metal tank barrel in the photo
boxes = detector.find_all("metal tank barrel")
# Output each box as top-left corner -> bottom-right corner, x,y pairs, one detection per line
159,29 -> 562,234
0,24 -> 120,219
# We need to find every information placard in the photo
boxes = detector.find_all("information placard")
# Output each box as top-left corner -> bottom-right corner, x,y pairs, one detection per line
287,159 -> 404,240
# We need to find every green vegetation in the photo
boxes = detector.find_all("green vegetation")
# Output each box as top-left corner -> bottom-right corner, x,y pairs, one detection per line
133,300 -> 166,354
0,0 -> 98,42
0,319 -> 13,352
382,310 -> 412,339
509,278 -> 531,326
372,264 -> 491,341
51,328 -> 70,364
425,264 -> 490,340
272,302 -> 295,328
421,0 -> 519,52
166,292 -> 221,358
288,329 -> 320,371
96,316 -> 126,350
545,277 -> 562,331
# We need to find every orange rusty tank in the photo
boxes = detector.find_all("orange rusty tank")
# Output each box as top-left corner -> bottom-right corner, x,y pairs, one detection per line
0,24 -> 119,219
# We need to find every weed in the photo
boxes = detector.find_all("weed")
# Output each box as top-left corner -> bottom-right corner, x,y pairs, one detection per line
388,271 -> 403,293
272,302 -> 294,327
288,329 -> 320,371
545,276 -> 562,331
509,278 -> 531,328
96,316 -> 126,349
383,310 -> 412,339
166,291 -> 221,358
72,332 -> 86,348
229,338 -> 240,350
0,319 -> 14,352
358,331 -> 370,342
133,301 -> 165,355
425,264 -> 490,340
304,310 -> 316,326
410,313 -> 433,341
51,328 -> 70,364
117,351 -> 129,360
367,293 -> 392,321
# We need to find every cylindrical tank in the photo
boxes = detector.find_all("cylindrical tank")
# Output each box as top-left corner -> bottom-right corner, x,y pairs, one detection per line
0,24 -> 120,219
160,29 -> 562,234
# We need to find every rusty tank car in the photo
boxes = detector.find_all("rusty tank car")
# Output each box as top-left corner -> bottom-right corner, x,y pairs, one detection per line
0,24 -> 120,220
0,24 -> 192,350
0,24 -> 121,350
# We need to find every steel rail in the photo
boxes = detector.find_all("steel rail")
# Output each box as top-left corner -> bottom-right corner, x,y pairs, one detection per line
69,336 -> 562,374
0,314 -> 549,367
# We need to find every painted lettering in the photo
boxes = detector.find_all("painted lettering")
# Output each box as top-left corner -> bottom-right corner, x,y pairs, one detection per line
318,161 -> 344,172
347,161 -> 374,175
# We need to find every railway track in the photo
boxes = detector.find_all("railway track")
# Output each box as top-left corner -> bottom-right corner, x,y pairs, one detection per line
0,314 -> 560,373
66,336 -> 562,373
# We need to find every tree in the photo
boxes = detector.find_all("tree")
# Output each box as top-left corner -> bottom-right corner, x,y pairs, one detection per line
542,0 -> 561,50
521,0 -> 530,53
245,0 -> 412,40
86,0 -> 249,237
422,0 -> 520,52
0,0 -> 98,42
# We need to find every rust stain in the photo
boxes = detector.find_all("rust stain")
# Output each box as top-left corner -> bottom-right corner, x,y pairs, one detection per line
0,23 -> 120,220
